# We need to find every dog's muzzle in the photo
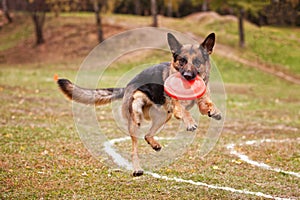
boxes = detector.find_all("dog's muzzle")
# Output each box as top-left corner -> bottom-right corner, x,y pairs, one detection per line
182,71 -> 196,81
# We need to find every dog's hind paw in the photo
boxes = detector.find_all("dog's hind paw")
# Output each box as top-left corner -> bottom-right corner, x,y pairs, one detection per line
145,136 -> 162,151
153,145 -> 162,152
133,170 -> 144,177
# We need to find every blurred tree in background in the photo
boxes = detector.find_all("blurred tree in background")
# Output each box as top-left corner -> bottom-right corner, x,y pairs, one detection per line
209,0 -> 299,26
26,0 -> 47,45
22,0 -> 109,45
1,0 -> 13,23
1,0 -> 299,46
113,0 -> 300,26
93,0 -> 109,43
263,0 -> 298,26
151,0 -> 158,27
4,0 -> 299,26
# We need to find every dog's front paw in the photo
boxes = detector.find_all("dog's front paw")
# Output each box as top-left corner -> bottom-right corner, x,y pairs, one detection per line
208,111 -> 222,120
186,123 -> 198,131
184,118 -> 197,131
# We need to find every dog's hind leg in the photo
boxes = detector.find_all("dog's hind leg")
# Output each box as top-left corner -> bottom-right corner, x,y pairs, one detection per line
128,119 -> 143,176
128,91 -> 149,176
144,105 -> 172,151
128,91 -> 172,175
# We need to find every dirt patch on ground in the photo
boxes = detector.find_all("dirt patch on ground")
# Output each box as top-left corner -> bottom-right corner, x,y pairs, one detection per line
0,21 -> 127,65
185,11 -> 237,24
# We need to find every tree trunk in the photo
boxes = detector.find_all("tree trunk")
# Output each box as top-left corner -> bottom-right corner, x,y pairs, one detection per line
134,0 -> 142,15
238,8 -> 245,48
94,1 -> 103,43
167,0 -> 172,17
27,0 -> 46,45
151,0 -> 158,27
2,0 -> 13,23
202,0 -> 208,12
32,12 -> 45,45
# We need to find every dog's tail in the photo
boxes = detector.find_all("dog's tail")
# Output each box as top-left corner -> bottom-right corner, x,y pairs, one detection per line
57,79 -> 125,106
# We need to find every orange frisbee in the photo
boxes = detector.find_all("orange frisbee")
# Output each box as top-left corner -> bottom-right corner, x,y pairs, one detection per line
164,72 -> 206,100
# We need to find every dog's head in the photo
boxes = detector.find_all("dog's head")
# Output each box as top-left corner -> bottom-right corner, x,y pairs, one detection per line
167,33 -> 215,83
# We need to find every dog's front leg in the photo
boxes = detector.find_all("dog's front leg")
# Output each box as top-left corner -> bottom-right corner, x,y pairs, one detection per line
197,88 -> 221,120
173,100 -> 197,131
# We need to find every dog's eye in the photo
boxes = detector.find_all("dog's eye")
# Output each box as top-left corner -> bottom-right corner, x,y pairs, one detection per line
178,58 -> 187,66
193,58 -> 201,66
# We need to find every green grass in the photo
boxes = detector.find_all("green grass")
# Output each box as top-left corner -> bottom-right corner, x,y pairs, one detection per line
213,54 -> 300,127
176,16 -> 300,76
126,13 -> 299,76
1,13 -> 300,199
245,26 -> 300,74
1,54 -> 299,199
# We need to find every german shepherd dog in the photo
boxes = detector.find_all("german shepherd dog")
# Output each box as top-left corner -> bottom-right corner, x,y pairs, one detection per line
57,33 -> 221,176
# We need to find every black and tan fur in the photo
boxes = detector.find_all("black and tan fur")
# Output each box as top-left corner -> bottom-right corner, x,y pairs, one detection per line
57,33 -> 221,176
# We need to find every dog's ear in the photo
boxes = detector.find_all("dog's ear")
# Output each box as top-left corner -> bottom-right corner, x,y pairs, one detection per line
167,33 -> 182,54
201,33 -> 215,54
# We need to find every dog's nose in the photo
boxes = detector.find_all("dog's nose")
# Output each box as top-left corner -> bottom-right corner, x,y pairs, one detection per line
183,71 -> 195,81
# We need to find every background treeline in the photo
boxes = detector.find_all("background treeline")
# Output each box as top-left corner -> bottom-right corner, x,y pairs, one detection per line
2,0 -> 300,26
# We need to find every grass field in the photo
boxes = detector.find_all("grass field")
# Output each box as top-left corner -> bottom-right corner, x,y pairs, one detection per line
0,13 -> 299,199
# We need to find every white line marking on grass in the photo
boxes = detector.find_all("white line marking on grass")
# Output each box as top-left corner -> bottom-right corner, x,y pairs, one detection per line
103,137 -> 292,200
103,137 -> 133,171
145,171 -> 291,200
227,138 -> 300,178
